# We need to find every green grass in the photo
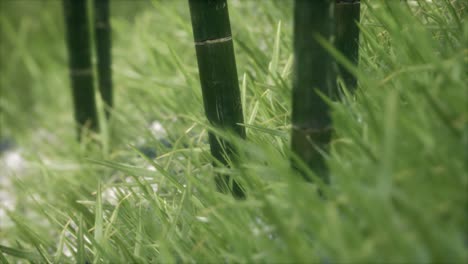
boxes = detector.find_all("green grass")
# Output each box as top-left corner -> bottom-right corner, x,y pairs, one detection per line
0,0 -> 466,262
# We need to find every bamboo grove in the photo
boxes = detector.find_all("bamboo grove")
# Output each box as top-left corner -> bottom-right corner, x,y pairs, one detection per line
63,0 -> 361,194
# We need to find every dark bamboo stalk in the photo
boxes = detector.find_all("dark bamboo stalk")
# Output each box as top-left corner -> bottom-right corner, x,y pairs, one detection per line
63,0 -> 98,134
335,0 -> 361,93
94,0 -> 113,118
292,0 -> 334,182
188,0 -> 246,197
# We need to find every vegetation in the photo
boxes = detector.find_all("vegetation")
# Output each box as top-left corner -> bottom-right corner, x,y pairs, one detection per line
62,0 -> 99,134
292,0 -> 334,181
94,0 -> 113,118
335,0 -> 361,93
188,0 -> 246,196
0,0 -> 466,263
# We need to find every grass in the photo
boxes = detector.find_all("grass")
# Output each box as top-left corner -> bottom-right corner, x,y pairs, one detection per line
0,0 -> 467,262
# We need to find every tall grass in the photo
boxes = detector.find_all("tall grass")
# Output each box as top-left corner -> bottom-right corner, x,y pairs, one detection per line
0,0 -> 466,262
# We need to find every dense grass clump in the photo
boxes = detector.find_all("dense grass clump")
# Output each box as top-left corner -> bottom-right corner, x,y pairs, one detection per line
0,0 -> 466,262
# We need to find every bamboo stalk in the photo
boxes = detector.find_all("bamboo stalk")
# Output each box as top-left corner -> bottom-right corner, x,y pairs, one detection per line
188,0 -> 246,197
292,0 -> 334,182
335,0 -> 361,93
94,0 -> 113,118
63,0 -> 98,134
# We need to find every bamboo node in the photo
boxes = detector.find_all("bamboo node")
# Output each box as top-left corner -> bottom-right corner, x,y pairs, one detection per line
71,68 -> 93,76
195,36 -> 232,46
95,21 -> 108,29
336,0 -> 360,5
292,125 -> 333,134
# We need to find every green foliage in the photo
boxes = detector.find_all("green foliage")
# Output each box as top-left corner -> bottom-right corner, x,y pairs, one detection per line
0,0 -> 466,262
